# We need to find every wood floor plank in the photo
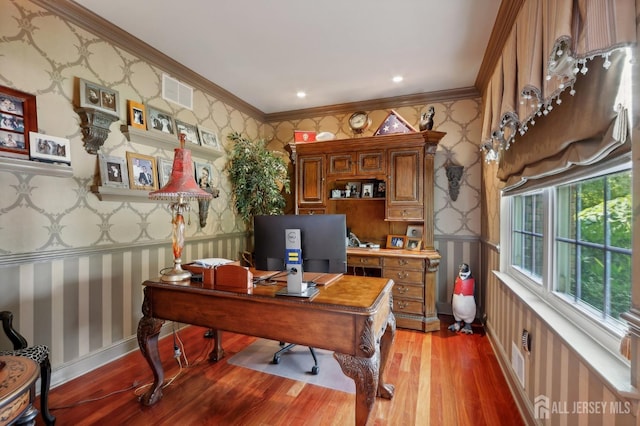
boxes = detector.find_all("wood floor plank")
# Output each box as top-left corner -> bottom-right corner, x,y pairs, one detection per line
35,316 -> 523,425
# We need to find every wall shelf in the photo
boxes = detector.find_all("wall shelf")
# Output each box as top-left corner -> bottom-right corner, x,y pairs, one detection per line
0,156 -> 73,178
90,185 -> 160,203
121,125 -> 223,159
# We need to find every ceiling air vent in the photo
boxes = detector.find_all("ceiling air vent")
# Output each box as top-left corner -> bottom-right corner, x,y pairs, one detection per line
162,74 -> 193,110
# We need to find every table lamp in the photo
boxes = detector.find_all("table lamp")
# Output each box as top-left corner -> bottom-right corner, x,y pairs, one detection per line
149,134 -> 213,282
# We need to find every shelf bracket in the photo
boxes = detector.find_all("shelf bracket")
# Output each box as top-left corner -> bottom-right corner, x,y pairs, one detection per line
75,107 -> 119,154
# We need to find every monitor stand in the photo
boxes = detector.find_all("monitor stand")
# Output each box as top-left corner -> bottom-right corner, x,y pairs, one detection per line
275,285 -> 319,299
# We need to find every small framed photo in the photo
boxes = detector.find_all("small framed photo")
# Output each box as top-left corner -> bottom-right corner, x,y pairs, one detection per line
99,154 -> 129,188
406,225 -> 424,238
29,132 -> 71,164
406,237 -> 422,251
197,126 -> 223,152
362,183 -> 374,198
127,100 -> 146,130
0,85 -> 37,160
175,119 -> 200,145
386,234 -> 406,249
374,180 -> 386,198
346,181 -> 361,198
157,157 -> 173,188
146,106 -> 175,135
126,152 -> 158,190
77,78 -> 120,116
194,161 -> 214,191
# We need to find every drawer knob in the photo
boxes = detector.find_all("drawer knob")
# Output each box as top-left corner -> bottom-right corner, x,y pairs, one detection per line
360,258 -> 369,264
396,271 -> 409,279
397,301 -> 409,309
397,286 -> 409,294
398,259 -> 408,266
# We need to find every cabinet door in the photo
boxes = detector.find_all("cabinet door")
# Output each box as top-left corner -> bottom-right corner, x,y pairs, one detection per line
357,150 -> 385,175
387,148 -> 424,220
297,155 -> 325,207
328,153 -> 355,176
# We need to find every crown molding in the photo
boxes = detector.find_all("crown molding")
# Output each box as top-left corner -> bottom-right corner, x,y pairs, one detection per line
265,87 -> 480,122
475,0 -> 526,97
31,0 -> 265,120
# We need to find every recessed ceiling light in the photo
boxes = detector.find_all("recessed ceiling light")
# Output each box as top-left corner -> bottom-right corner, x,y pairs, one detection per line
296,91 -> 307,98
392,75 -> 403,83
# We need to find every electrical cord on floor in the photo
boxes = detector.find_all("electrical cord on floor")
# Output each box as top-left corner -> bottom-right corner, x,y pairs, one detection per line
50,381 -> 140,410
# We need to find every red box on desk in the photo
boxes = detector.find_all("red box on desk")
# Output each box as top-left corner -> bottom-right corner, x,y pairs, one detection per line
215,264 -> 253,293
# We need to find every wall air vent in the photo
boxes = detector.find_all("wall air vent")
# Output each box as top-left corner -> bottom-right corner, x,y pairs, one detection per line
162,74 -> 193,110
511,341 -> 525,388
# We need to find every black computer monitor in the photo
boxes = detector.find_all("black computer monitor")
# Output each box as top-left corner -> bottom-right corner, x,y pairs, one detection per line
253,214 -> 347,273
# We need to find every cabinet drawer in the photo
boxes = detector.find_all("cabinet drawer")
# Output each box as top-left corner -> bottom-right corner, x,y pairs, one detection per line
347,255 -> 381,268
393,283 -> 424,300
386,206 -> 423,221
382,268 -> 423,284
382,257 -> 424,270
298,208 -> 326,215
393,298 -> 424,315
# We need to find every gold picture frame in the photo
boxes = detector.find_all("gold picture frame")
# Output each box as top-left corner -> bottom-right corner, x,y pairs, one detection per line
386,234 -> 406,249
127,100 -> 146,130
126,152 -> 158,191
406,237 -> 422,251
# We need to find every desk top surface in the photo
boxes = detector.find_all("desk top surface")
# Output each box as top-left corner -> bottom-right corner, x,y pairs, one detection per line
143,273 -> 393,311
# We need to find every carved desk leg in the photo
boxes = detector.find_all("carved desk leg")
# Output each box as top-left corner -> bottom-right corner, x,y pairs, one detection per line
334,351 -> 378,426
208,329 -> 225,361
137,288 -> 165,406
377,312 -> 396,399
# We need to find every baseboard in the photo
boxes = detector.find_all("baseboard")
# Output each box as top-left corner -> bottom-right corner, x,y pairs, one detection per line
49,322 -> 178,390
485,323 -> 537,425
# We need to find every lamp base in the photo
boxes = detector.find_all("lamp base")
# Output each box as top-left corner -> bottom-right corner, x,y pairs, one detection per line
160,266 -> 192,283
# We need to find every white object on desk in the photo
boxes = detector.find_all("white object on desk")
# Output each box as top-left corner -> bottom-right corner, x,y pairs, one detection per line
193,258 -> 233,267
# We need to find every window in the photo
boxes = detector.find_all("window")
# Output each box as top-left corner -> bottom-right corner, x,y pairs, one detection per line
507,165 -> 632,335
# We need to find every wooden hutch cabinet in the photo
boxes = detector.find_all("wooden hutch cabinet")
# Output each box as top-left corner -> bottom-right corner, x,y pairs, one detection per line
289,130 -> 445,332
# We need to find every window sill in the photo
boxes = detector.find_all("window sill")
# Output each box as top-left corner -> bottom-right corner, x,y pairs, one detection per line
494,270 -> 639,401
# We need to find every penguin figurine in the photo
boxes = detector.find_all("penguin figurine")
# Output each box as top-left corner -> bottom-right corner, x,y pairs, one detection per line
448,263 -> 476,334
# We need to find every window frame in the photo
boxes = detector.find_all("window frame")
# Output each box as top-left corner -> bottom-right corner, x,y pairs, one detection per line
500,154 -> 632,359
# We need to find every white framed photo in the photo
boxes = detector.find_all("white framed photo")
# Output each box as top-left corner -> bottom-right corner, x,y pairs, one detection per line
197,126 -> 223,153
175,119 -> 200,146
99,154 -> 129,188
29,132 -> 71,164
157,157 -> 173,188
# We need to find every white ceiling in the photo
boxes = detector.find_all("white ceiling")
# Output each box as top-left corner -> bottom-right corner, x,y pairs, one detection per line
72,0 -> 501,114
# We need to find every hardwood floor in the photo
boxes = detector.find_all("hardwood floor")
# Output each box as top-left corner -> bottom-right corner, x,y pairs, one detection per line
36,316 -> 523,425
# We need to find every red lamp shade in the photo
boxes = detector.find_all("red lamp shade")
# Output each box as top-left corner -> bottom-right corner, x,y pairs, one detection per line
149,148 -> 212,201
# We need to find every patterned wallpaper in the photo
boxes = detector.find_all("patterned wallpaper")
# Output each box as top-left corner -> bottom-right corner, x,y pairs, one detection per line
0,0 -> 259,256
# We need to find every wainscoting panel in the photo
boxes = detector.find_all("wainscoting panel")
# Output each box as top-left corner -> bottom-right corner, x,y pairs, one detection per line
0,233 -> 247,387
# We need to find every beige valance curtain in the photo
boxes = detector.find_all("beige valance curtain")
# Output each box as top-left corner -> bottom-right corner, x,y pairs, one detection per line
482,0 -> 636,187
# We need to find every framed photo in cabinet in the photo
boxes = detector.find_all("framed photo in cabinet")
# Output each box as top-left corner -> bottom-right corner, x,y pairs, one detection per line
406,238 -> 422,251
362,183 -> 374,198
406,225 -> 423,238
126,152 -> 158,190
386,234 -> 406,249
0,85 -> 37,160
99,154 -> 129,189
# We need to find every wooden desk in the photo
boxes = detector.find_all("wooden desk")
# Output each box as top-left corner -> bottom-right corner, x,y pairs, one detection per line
0,356 -> 39,426
137,275 -> 396,426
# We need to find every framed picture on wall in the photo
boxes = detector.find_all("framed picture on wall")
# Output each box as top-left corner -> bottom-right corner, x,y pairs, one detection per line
175,120 -> 200,146
146,106 -> 175,135
197,126 -> 223,153
0,85 -> 37,160
98,154 -> 129,188
77,78 -> 120,117
29,132 -> 71,164
157,157 -> 173,188
126,152 -> 158,190
194,161 -> 214,191
127,100 -> 146,130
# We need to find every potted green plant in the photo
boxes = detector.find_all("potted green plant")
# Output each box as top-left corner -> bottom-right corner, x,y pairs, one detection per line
225,132 -> 290,228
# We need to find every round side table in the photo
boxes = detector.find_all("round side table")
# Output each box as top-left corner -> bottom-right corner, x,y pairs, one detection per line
0,355 -> 39,426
